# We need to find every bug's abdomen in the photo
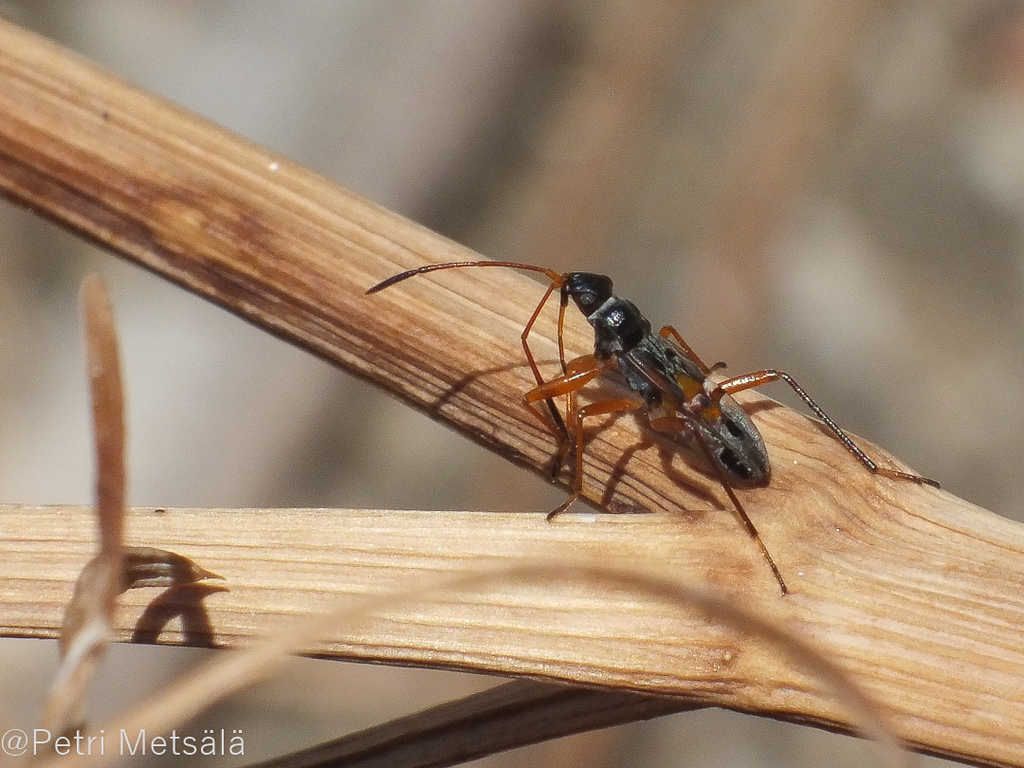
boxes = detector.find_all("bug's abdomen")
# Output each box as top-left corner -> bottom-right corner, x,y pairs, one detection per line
702,397 -> 771,487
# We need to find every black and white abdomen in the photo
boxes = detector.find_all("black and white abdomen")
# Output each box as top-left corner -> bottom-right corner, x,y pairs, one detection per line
698,395 -> 771,487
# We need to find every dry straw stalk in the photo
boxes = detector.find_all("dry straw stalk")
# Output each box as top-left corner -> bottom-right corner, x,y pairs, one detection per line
0,16 -> 1023,768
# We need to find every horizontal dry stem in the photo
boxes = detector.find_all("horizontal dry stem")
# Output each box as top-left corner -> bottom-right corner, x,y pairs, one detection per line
4,500 -> 1024,768
7,507 -> 911,768
1,16 -> 1024,768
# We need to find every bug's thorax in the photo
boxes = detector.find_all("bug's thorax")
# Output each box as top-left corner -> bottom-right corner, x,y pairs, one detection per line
586,296 -> 651,360
625,330 -> 772,488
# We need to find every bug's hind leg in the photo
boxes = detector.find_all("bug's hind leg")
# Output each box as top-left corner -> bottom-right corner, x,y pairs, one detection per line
714,369 -> 939,488
647,408 -> 788,595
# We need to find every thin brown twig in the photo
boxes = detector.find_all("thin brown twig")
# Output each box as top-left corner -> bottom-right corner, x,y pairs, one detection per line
242,680 -> 699,768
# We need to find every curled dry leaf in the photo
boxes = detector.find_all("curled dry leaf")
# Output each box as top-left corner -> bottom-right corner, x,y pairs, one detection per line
120,546 -> 223,591
239,678 -> 697,768
37,276 -> 128,735
42,547 -> 222,741
39,279 -> 220,738
60,547 -> 222,656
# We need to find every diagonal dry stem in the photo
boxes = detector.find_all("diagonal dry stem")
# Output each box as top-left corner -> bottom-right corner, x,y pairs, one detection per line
241,680 -> 699,768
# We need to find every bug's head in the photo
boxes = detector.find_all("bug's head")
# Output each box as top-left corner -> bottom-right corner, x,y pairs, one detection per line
562,272 -> 614,316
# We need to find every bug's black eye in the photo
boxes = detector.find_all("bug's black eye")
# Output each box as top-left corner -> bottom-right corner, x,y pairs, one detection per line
564,273 -> 613,314
718,447 -> 753,480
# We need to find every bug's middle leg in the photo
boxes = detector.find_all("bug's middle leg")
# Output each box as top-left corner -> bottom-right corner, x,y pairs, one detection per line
525,355 -> 642,518
525,354 -> 610,479
658,325 -> 718,374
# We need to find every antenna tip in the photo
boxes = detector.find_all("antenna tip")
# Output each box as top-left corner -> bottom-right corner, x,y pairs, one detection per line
366,271 -> 414,294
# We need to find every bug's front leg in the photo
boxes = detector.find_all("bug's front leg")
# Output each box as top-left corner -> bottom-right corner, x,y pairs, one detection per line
517,276 -> 569,441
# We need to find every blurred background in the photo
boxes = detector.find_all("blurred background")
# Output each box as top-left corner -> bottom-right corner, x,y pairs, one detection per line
2,1 -> 1022,766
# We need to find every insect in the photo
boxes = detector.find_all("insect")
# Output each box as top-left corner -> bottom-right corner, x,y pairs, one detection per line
368,260 -> 939,594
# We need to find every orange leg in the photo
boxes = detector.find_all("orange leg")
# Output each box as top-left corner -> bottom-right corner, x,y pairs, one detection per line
649,407 -> 788,594
714,369 -> 939,487
519,279 -> 562,385
525,355 -> 613,478
369,259 -> 575,444
686,421 -> 789,594
526,355 -> 644,519
370,259 -> 568,392
517,276 -> 570,444
548,391 -> 646,520
525,354 -> 612,403
659,326 -> 715,375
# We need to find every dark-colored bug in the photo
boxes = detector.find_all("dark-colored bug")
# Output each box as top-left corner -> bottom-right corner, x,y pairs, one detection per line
368,260 -> 939,594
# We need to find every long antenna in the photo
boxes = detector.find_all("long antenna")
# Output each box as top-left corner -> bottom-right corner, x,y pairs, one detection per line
366,259 -> 573,459
366,260 -> 561,295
